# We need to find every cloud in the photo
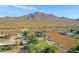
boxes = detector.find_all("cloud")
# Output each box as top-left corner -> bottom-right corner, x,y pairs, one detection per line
13,5 -> 38,10
0,5 -> 10,8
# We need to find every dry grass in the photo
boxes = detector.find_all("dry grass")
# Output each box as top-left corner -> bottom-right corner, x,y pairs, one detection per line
0,19 -> 79,34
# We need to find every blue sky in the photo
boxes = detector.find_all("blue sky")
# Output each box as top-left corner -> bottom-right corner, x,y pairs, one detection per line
0,5 -> 79,19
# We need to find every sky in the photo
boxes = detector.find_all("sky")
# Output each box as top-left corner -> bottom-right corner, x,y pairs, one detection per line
0,5 -> 79,19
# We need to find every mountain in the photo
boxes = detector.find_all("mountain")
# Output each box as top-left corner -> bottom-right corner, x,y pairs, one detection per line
59,17 -> 74,20
0,12 -> 77,21
19,12 -> 60,20
0,16 -> 18,20
75,18 -> 79,21
17,12 -> 77,21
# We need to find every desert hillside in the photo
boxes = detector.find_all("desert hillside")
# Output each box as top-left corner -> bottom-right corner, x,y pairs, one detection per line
0,12 -> 79,35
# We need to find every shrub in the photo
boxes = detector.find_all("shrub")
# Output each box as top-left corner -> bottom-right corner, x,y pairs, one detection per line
70,29 -> 74,32
75,30 -> 79,34
23,31 -> 29,37
25,43 -> 36,53
44,45 -> 58,53
75,45 -> 79,51
69,45 -> 79,53
0,46 -> 8,51
31,35 -> 39,44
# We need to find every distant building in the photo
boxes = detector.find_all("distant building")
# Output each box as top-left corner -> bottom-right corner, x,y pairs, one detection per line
20,39 -> 28,45
34,32 -> 44,37
60,32 -> 74,36
0,42 -> 15,46
66,32 -> 74,36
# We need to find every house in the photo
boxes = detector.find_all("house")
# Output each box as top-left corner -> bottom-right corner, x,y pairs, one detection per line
0,42 -> 15,46
66,32 -> 74,36
34,32 -> 44,37
60,32 -> 74,36
20,39 -> 29,45
20,40 -> 28,45
19,36 -> 30,45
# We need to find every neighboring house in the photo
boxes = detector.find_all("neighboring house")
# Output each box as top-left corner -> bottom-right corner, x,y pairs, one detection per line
20,37 -> 30,45
34,32 -> 44,37
60,32 -> 74,36
66,32 -> 74,36
20,39 -> 28,45
0,42 -> 15,46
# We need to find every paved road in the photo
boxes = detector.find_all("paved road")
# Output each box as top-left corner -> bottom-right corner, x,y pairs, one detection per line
17,48 -> 27,53
16,46 -> 27,53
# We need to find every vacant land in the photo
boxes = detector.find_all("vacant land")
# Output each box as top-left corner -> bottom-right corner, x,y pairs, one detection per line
45,31 -> 76,49
0,19 -> 79,34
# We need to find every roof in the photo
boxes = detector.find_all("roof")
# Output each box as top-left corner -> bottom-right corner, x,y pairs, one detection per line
0,42 -> 15,46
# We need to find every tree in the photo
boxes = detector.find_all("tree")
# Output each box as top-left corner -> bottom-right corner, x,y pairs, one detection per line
25,43 -> 36,53
0,46 -> 4,51
23,31 -> 29,37
75,45 -> 79,51
75,30 -> 79,34
69,45 -> 79,53
31,35 -> 39,44
14,41 -> 19,49
44,45 -> 58,53
70,29 -> 74,32
0,46 -> 8,51
7,46 -> 14,50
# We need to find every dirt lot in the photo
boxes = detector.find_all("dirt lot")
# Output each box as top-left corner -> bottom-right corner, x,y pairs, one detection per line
45,31 -> 77,49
